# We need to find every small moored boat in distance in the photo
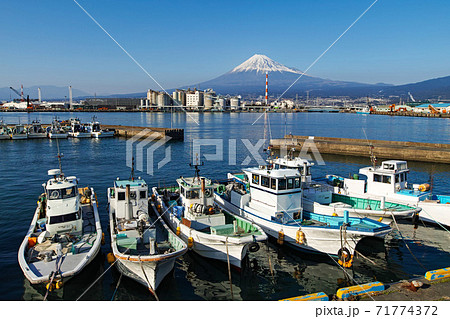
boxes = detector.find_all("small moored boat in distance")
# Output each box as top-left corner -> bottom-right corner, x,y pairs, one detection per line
18,168 -> 102,288
0,120 -> 11,140
47,119 -> 68,139
27,120 -> 47,139
68,118 -> 91,138
89,117 -> 114,138
152,163 -> 267,269
108,171 -> 187,292
10,123 -> 28,140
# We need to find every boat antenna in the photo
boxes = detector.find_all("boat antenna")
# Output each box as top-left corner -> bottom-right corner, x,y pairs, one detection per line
56,137 -> 63,174
130,156 -> 135,181
362,128 -> 376,168
189,153 -> 203,183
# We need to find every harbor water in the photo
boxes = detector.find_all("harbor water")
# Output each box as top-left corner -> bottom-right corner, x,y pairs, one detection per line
0,112 -> 449,300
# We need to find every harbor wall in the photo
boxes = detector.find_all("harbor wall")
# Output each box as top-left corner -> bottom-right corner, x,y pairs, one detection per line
270,135 -> 450,164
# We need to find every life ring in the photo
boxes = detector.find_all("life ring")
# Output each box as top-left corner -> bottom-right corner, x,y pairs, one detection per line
249,242 -> 260,253
337,247 -> 353,268
217,185 -> 226,195
337,247 -> 352,263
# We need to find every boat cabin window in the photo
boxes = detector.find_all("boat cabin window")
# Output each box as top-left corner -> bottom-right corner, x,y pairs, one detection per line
295,177 -> 300,188
395,174 -> 400,183
92,123 -> 100,131
140,191 -> 147,199
129,191 -> 136,200
186,189 -> 200,199
398,163 -> 407,171
400,172 -> 407,182
373,174 -> 391,184
278,178 -> 287,190
383,163 -> 395,170
270,178 -> 277,190
49,211 -> 79,224
261,176 -> 269,188
252,174 -> 260,185
180,186 -> 185,196
287,178 -> 294,189
118,192 -> 125,201
110,188 -> 115,198
48,186 -> 77,200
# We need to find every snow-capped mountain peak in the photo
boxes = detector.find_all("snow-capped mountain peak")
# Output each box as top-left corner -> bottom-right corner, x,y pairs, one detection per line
230,54 -> 304,74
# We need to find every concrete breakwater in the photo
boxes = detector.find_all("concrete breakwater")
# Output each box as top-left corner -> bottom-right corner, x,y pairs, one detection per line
270,135 -> 450,164
102,125 -> 184,141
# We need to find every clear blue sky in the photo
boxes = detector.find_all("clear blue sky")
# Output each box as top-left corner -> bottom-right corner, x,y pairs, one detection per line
1,0 -> 449,95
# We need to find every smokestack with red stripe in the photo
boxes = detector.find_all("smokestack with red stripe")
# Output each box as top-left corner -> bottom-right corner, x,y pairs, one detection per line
265,72 -> 268,106
21,84 -> 24,101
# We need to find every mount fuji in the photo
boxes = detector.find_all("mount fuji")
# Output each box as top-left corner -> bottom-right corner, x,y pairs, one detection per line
187,54 -> 377,97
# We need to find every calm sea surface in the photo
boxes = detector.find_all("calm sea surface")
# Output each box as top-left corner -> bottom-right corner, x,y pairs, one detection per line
0,112 -> 449,300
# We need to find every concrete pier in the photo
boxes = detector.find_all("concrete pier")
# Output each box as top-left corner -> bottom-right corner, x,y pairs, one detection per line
270,135 -> 450,164
102,125 -> 184,141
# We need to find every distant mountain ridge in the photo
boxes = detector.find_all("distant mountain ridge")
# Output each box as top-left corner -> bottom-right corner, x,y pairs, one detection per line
3,55 -> 450,100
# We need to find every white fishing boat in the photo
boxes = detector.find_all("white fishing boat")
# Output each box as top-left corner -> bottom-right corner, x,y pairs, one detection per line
108,174 -> 187,292
329,160 -> 450,227
68,118 -> 91,138
27,120 -> 47,139
10,123 -> 28,140
214,164 -> 391,267
47,119 -> 68,139
18,168 -> 102,289
273,153 -> 421,222
356,106 -> 371,114
0,120 -> 11,140
89,117 -> 114,138
152,164 -> 267,269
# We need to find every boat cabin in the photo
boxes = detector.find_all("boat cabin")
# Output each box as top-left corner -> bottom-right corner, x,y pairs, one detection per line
30,120 -> 45,134
177,176 -> 225,230
109,178 -> 148,220
44,169 -> 82,235
273,156 -> 313,185
241,166 -> 302,223
70,118 -> 84,133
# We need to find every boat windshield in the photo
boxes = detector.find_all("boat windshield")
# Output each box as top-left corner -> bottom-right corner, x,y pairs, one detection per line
48,186 -> 78,200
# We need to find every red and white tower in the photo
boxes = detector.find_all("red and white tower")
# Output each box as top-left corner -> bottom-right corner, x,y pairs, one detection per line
20,84 -> 24,101
265,72 -> 268,106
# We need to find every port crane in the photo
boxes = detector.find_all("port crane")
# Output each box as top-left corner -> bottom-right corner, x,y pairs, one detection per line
9,85 -> 34,110
9,86 -> 24,101
408,92 -> 416,102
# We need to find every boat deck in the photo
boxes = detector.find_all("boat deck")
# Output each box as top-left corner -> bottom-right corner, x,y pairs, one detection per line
25,202 -> 98,278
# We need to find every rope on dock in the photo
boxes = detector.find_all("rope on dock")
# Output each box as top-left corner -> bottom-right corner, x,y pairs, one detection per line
390,212 -> 427,272
110,273 -> 123,301
225,237 -> 234,300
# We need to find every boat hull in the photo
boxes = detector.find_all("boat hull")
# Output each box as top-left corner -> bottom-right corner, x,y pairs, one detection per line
303,198 -> 418,222
11,134 -> 28,140
215,194 -> 390,258
0,135 -> 11,140
91,131 -> 114,138
68,132 -> 92,138
114,255 -> 177,290
152,190 -> 266,269
27,133 -> 47,139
